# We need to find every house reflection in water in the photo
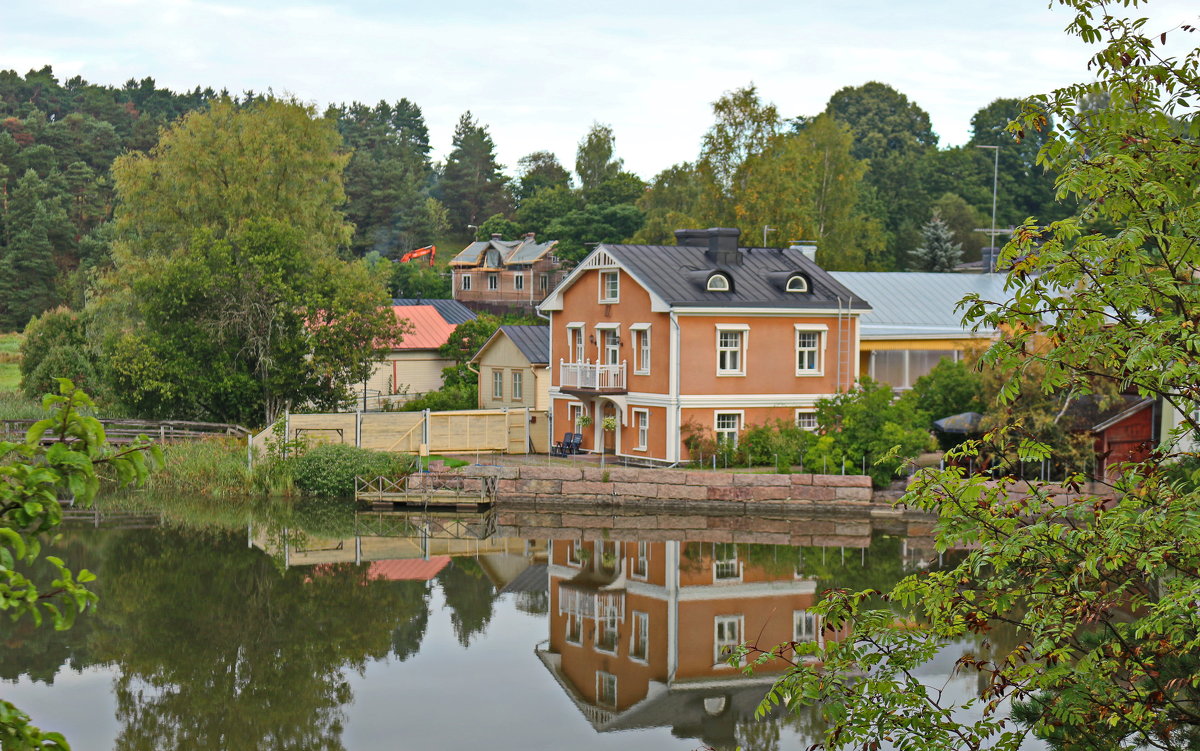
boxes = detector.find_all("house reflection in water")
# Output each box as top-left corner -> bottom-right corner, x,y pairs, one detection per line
538,538 -> 847,746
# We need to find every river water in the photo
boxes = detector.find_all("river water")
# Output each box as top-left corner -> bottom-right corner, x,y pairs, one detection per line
1,495 -> 1022,750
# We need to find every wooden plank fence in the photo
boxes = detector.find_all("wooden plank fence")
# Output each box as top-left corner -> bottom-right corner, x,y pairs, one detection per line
252,408 -> 547,458
3,418 -> 250,445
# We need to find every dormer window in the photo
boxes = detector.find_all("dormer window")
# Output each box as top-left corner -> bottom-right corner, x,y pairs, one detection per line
786,274 -> 809,293
707,273 -> 731,292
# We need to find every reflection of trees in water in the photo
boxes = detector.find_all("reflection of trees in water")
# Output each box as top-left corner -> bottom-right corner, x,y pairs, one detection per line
85,527 -> 425,751
513,590 -> 548,615
388,581 -> 431,662
437,557 -> 496,648
733,716 -> 781,751
0,530 -> 102,684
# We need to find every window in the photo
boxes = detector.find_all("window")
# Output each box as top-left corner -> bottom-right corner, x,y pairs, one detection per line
795,411 -> 818,431
870,349 -> 961,390
786,274 -> 808,292
794,609 -> 818,642
796,330 -> 822,374
715,412 -> 742,447
492,369 -> 504,400
632,326 -> 651,374
596,604 -> 619,653
566,612 -> 583,645
461,274 -> 472,291
599,270 -> 619,303
716,328 -> 746,375
487,273 -> 498,291
632,541 -> 649,579
602,328 -> 620,365
540,273 -> 549,292
707,273 -> 730,291
713,543 -> 741,581
568,403 -> 584,431
633,409 -> 649,451
514,274 -> 524,291
568,325 -> 585,363
714,615 -> 744,665
630,611 -> 649,662
512,370 -> 523,400
596,672 -> 618,707
566,539 -> 584,567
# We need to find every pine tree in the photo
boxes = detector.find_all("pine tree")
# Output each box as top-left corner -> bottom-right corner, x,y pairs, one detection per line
434,112 -> 510,233
0,170 -> 59,329
910,212 -> 962,272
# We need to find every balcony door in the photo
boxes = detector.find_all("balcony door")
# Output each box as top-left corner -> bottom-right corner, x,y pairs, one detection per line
602,329 -> 620,365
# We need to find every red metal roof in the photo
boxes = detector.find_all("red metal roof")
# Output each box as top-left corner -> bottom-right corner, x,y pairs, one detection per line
392,305 -> 458,350
368,556 -> 452,581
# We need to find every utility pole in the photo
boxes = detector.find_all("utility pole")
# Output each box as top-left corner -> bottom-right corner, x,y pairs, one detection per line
975,144 -> 1000,270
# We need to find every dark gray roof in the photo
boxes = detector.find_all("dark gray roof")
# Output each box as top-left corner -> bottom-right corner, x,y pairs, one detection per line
498,325 -> 549,364
498,563 -> 547,595
828,272 -> 1008,338
604,244 -> 871,311
391,298 -> 477,326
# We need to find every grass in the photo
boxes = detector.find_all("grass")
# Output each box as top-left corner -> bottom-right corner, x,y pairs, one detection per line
0,332 -> 21,392
421,454 -> 469,470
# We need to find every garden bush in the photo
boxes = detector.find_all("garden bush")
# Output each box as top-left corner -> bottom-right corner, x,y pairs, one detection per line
291,443 -> 414,497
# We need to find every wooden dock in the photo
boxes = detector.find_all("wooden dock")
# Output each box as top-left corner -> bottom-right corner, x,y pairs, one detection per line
355,474 -> 497,509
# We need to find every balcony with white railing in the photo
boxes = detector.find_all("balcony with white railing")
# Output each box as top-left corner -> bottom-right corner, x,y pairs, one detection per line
559,359 -> 627,393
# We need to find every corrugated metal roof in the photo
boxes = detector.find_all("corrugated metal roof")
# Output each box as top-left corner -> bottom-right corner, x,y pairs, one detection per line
368,556 -> 452,581
392,305 -> 459,350
498,325 -> 549,364
604,244 -> 870,310
392,298 -> 477,326
829,272 -> 1010,339
505,239 -> 557,264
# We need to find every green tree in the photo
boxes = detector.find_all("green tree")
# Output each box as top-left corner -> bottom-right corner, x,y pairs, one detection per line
631,162 -> 706,244
473,213 -> 521,241
514,150 -> 571,204
434,112 -> 510,233
808,378 -> 932,487
111,97 -> 352,257
0,169 -> 61,329
754,4 -> 1200,749
390,260 -> 450,299
0,382 -> 161,749
546,203 -> 645,264
735,114 -> 886,269
699,84 -> 780,219
105,218 -> 400,425
574,122 -> 623,192
930,192 -> 987,262
825,81 -> 938,268
909,211 -> 963,271
515,184 -> 583,238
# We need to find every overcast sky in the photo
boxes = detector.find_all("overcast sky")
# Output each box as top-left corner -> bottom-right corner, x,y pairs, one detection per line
4,1 -> 1196,179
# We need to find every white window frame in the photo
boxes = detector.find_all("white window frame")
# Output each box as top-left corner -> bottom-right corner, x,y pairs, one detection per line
595,603 -> 620,655
566,539 -> 584,567
794,609 -> 818,642
492,369 -> 504,400
713,542 -> 742,582
566,612 -> 583,645
599,326 -> 621,365
633,408 -> 649,451
786,274 -> 808,293
596,671 -> 618,707
631,323 -> 651,375
568,403 -> 584,431
794,324 -> 828,377
715,325 -> 749,376
795,410 -> 818,431
461,274 -> 472,291
540,273 -> 549,292
514,273 -> 524,291
714,410 -> 743,447
567,324 -> 585,363
631,541 -> 649,579
630,610 -> 650,663
487,273 -> 498,291
714,614 -> 745,666
707,273 -> 730,291
599,270 -> 620,303
511,370 -> 523,401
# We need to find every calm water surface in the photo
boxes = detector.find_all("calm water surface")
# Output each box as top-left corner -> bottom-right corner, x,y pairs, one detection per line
1,496 -> 1020,750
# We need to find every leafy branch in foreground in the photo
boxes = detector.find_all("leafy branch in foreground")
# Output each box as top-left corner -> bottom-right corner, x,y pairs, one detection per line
749,2 -> 1200,749
1,379 -> 163,750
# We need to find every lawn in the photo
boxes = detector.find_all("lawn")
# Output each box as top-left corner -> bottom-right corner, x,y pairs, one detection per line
0,332 -> 21,392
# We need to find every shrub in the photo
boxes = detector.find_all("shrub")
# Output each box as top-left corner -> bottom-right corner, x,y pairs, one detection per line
23,344 -> 100,400
291,443 -> 415,497
19,307 -> 87,383
146,437 -> 252,498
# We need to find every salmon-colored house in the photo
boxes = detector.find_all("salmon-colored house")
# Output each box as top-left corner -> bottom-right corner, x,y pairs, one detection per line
538,228 -> 871,463
537,537 -> 844,743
